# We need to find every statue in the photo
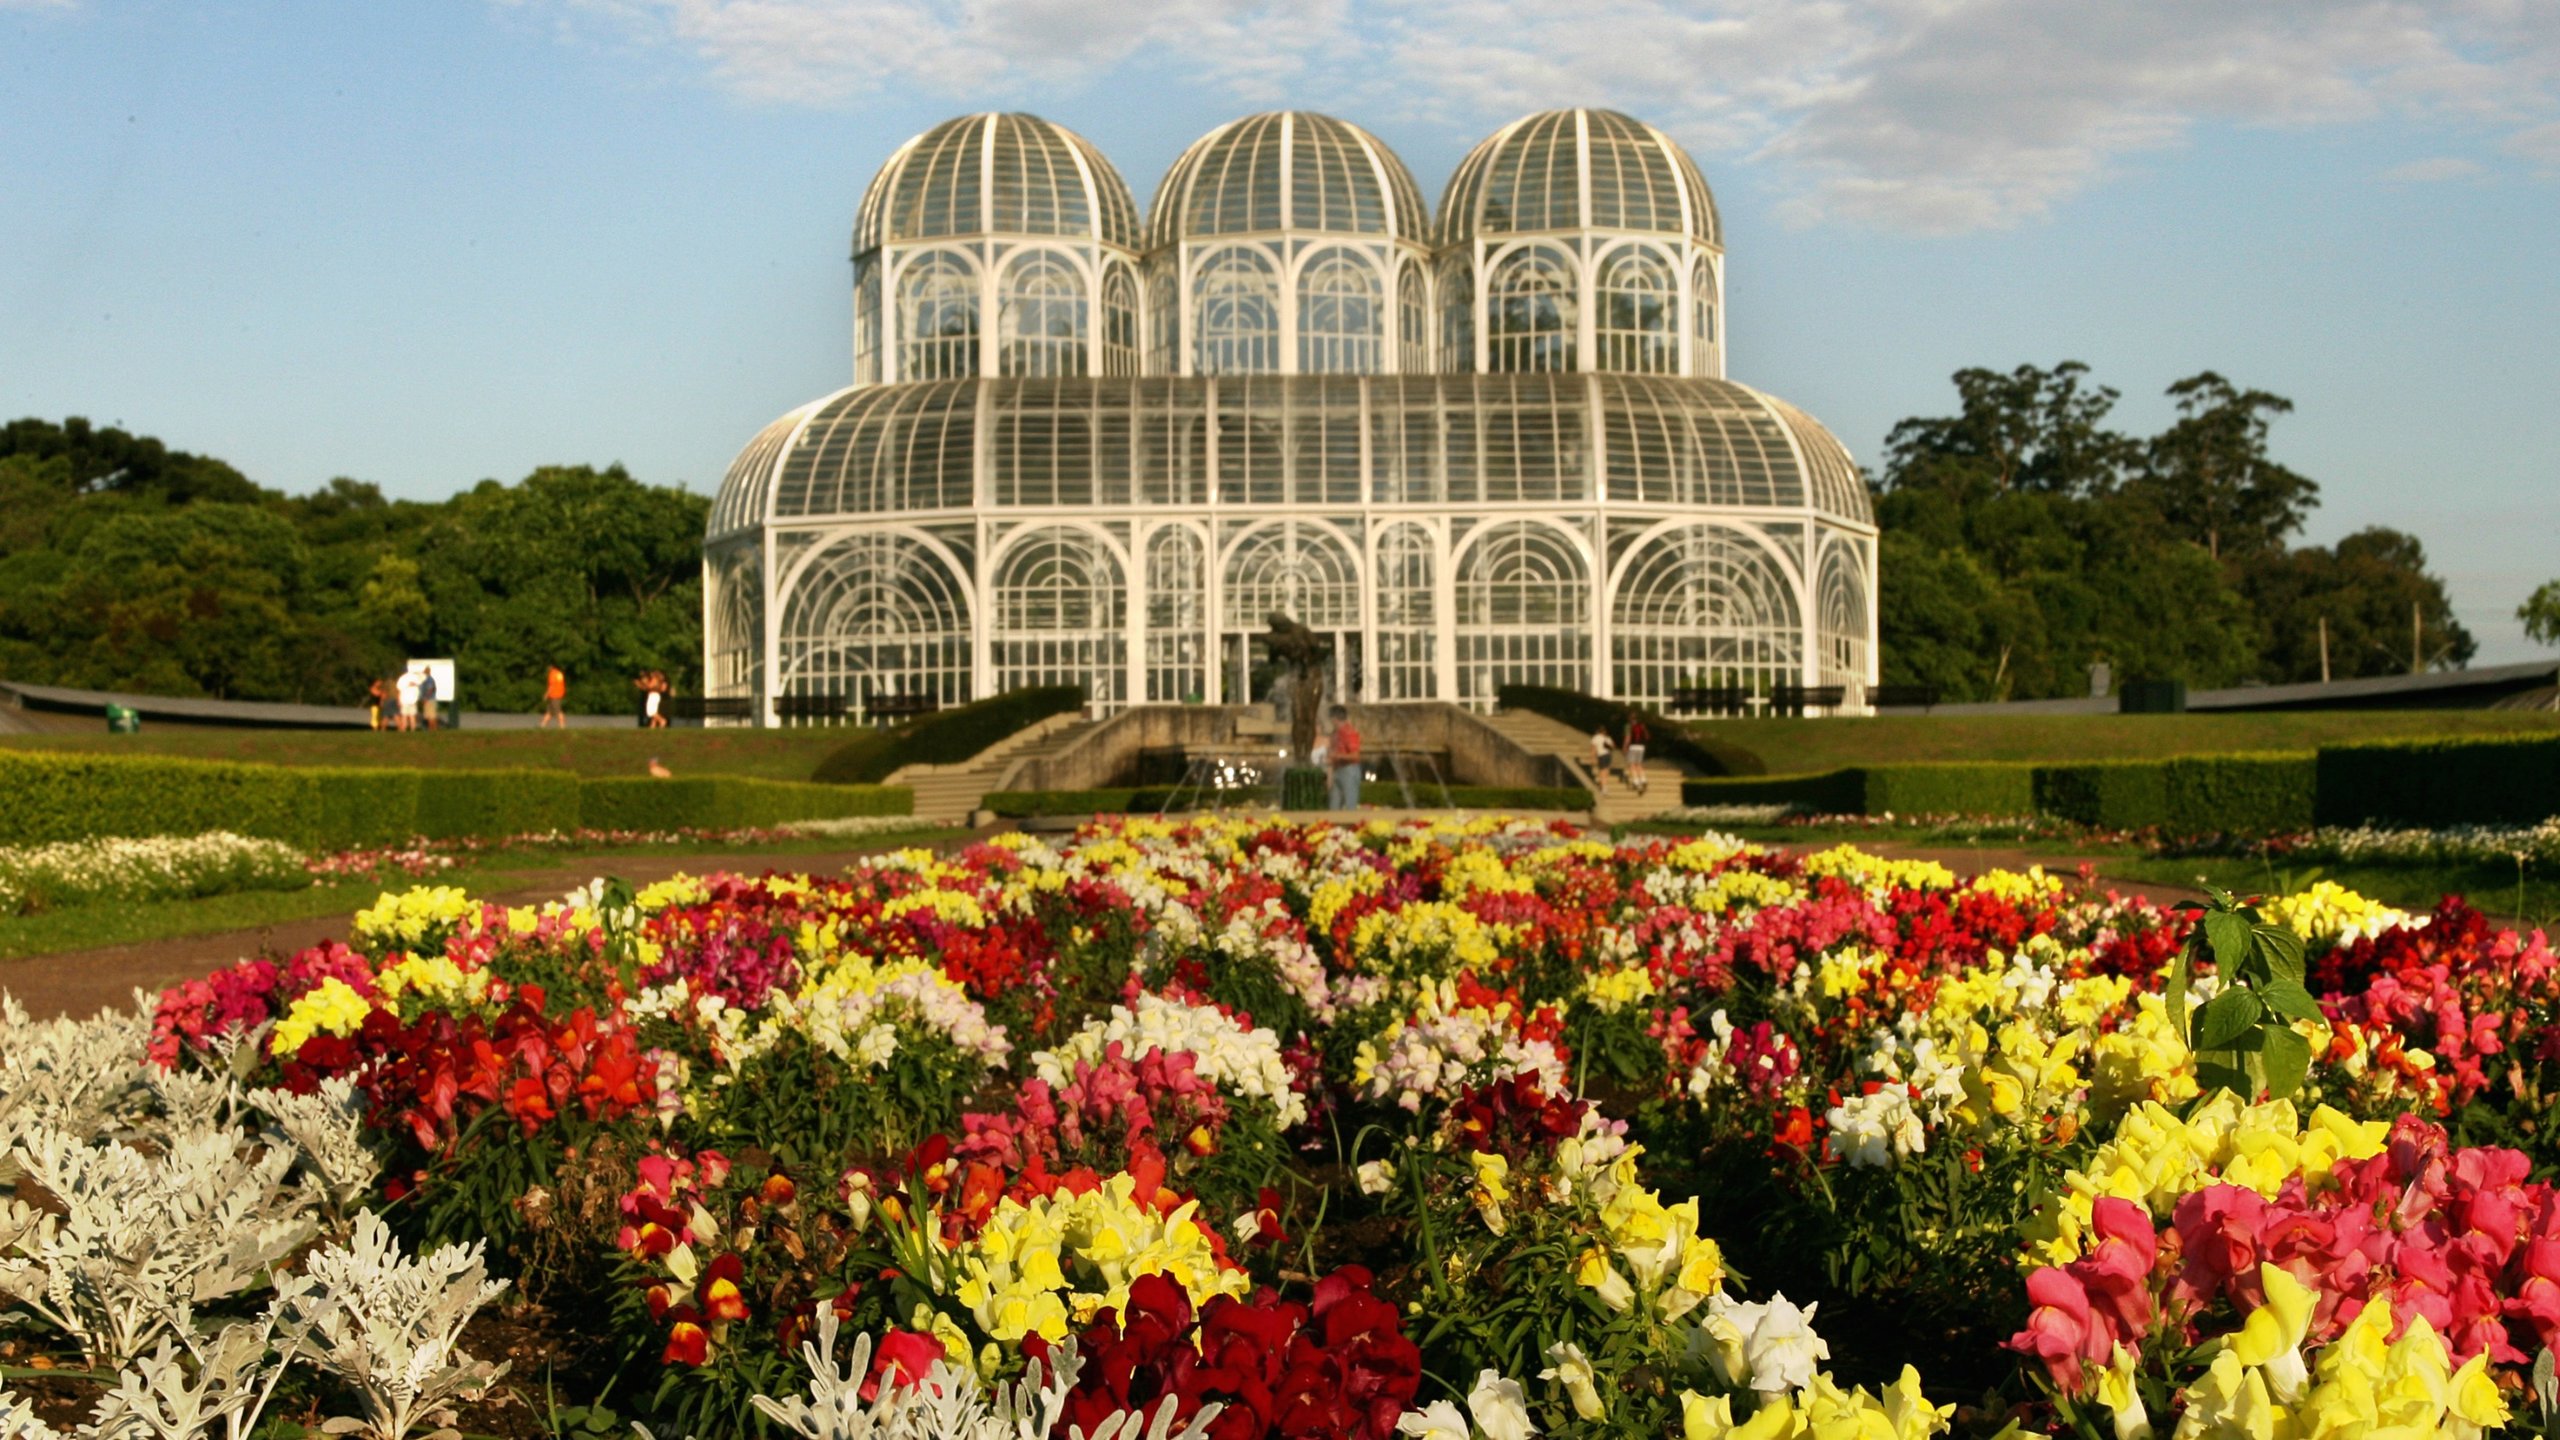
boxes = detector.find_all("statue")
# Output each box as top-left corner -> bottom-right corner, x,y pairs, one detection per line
1262,612 -> 1331,763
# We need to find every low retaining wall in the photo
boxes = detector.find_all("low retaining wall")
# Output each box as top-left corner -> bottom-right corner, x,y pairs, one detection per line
1001,703 -> 1574,794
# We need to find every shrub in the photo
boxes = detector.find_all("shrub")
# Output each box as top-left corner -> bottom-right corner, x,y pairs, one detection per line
579,776 -> 910,830
2032,762 -> 2169,829
0,750 -> 314,847
1494,683 -> 1766,776
2315,732 -> 2560,828
2162,751 -> 2315,836
811,686 -> 1085,785
302,766 -> 427,850
1679,763 -> 2033,817
411,769 -> 583,840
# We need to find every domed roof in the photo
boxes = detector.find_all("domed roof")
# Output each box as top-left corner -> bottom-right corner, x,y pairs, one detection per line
853,113 -> 1140,255
1440,109 -> 1719,248
1147,111 -> 1430,249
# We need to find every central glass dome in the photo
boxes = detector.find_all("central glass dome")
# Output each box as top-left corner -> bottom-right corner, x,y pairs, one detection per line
708,108 -> 1877,722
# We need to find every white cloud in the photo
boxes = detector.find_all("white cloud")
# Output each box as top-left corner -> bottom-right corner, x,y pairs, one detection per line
523,0 -> 2560,231
2380,156 -> 2486,182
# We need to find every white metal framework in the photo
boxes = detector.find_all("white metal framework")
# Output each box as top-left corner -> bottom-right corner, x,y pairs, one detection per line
708,108 -> 1878,719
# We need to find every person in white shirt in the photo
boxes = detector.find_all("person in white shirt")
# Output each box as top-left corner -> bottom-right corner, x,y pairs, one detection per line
394,668 -> 421,733
1589,727 -> 1614,792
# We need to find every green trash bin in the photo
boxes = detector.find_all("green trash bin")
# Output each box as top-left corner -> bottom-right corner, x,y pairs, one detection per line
1281,765 -> 1328,810
105,704 -> 140,734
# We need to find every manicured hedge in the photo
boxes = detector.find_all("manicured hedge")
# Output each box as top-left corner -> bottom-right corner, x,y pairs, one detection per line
813,686 -> 1085,785
580,776 -> 910,831
2163,752 -> 2315,836
2033,762 -> 2169,829
1495,684 -> 1767,776
1680,763 -> 2033,817
2316,733 -> 2560,829
0,748 -> 914,849
983,782 -> 1590,817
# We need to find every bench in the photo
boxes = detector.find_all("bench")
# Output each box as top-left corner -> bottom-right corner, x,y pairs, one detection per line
1666,686 -> 1754,717
863,693 -> 940,723
774,693 -> 852,723
667,696 -> 756,722
1768,684 -> 1848,718
1868,684 -> 1941,711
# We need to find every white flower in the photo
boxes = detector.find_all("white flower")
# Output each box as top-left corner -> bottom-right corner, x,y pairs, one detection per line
1356,1160 -> 1397,1196
1825,1088 -> 1926,1169
1466,1370 -> 1537,1440
1394,1400 -> 1471,1440
1538,1341 -> 1604,1421
1702,1292 -> 1830,1397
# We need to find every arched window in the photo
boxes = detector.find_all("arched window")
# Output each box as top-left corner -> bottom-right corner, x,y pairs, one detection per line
778,531 -> 973,713
1595,245 -> 1677,374
1144,526 -> 1206,703
1692,257 -> 1717,373
993,527 -> 1125,705
1296,247 -> 1382,374
1484,244 -> 1577,373
897,250 -> 979,381
1454,519 -> 1590,701
1193,246 -> 1281,375
1101,263 -> 1139,377
1372,522 -> 1436,700
854,260 -> 883,386
1609,524 -> 1802,707
1438,254 -> 1474,373
998,251 -> 1087,378
1817,544 -> 1869,688
1397,261 -> 1429,374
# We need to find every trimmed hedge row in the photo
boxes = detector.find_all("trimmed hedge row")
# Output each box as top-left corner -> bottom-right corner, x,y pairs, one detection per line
2316,733 -> 2560,829
1687,749 -> 2320,835
1494,684 -> 1767,777
0,749 -> 909,849
983,782 -> 1590,818
812,686 -> 1086,785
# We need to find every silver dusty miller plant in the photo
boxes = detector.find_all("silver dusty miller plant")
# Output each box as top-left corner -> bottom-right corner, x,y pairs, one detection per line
746,1307 -> 1221,1440
0,994 -> 152,1156
0,1125 -> 315,1368
249,1079 -> 383,1229
281,1211 -> 509,1440
78,1299 -> 314,1440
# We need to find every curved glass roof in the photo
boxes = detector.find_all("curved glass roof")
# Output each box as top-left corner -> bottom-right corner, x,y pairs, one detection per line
1147,112 -> 1430,249
708,374 -> 1867,539
853,113 -> 1141,255
1440,109 -> 1719,248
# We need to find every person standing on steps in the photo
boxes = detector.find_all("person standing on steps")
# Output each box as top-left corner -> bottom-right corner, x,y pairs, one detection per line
1589,726 -> 1614,793
541,665 -> 567,728
1623,713 -> 1650,795
1326,706 -> 1364,811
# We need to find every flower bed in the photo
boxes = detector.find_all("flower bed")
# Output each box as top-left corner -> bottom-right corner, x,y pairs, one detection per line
8,814 -> 2560,1440
0,830 -> 309,914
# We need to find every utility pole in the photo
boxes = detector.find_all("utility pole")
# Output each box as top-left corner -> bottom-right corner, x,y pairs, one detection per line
2318,616 -> 2330,683
2411,601 -> 2423,675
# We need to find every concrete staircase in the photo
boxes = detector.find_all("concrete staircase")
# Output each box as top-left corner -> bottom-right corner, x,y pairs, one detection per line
885,712 -> 1094,825
1479,708 -> 1687,826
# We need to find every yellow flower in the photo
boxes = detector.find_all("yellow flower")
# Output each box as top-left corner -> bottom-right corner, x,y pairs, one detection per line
269,977 -> 375,1057
352,885 -> 478,948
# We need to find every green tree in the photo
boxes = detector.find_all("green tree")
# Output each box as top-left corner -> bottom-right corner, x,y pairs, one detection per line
0,416 -> 263,505
2128,373 -> 2320,561
2522,580 -> 2560,647
1881,360 -> 2139,500
2243,527 -> 2476,679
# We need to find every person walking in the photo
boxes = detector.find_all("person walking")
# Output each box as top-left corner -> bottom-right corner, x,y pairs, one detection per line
1623,713 -> 1650,795
416,665 -> 440,731
1326,705 -> 1364,811
1589,726 -> 1615,792
541,665 -> 567,728
364,676 -> 385,732
645,670 -> 668,729
394,666 -> 421,733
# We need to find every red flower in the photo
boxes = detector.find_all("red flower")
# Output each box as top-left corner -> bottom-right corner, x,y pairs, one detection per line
662,1315 -> 708,1366
1246,1188 -> 1287,1248
865,1331 -> 946,1400
699,1253 -> 749,1323
504,1075 -> 555,1129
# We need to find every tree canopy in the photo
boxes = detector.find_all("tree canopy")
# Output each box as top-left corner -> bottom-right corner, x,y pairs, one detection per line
1876,365 -> 2472,702
0,419 -> 706,713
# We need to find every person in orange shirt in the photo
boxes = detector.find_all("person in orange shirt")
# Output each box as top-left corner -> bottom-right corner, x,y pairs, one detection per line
541,665 -> 567,728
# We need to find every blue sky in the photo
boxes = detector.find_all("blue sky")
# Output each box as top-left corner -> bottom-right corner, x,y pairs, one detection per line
4,0 -> 2555,660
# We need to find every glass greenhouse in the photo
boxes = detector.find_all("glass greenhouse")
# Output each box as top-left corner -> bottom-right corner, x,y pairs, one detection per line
707,109 -> 1877,716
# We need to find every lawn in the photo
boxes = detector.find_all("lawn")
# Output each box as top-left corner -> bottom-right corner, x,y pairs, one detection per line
0,823 -> 972,960
0,724 -> 857,780
1697,707 -> 2560,775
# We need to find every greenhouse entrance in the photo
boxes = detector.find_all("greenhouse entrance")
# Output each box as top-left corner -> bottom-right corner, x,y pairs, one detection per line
1221,630 -> 1362,708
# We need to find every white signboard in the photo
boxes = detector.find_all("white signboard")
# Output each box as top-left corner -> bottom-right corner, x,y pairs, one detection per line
406,658 -> 457,707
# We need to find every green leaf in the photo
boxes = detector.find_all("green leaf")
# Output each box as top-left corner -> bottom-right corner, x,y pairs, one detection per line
2253,923 -> 2307,986
2195,1058 -> 2253,1098
2205,910 -> 2254,973
2194,989 -> 2264,1051
2164,952 -> 2193,1045
2259,1025 -> 2312,1099
2258,978 -> 2323,1024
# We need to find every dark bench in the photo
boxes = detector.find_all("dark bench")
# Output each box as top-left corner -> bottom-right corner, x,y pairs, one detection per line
1868,684 -> 1941,711
863,693 -> 940,722
775,693 -> 852,722
667,696 -> 756,722
1667,686 -> 1755,716
1768,684 -> 1848,718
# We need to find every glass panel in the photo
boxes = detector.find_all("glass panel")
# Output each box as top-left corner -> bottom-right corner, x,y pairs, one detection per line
1297,247 -> 1383,374
1595,244 -> 1677,374
1485,244 -> 1577,373
1194,246 -> 1281,375
998,250 -> 1088,378
898,249 -> 979,380
1607,523 -> 1803,707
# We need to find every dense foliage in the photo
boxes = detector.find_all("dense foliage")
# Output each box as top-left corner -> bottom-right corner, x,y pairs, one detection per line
1878,364 -> 2477,701
29,814 -> 2557,1440
0,418 -> 706,711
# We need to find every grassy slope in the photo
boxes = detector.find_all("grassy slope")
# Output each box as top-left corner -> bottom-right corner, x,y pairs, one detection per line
0,726 -> 852,780
1698,710 -> 2560,776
